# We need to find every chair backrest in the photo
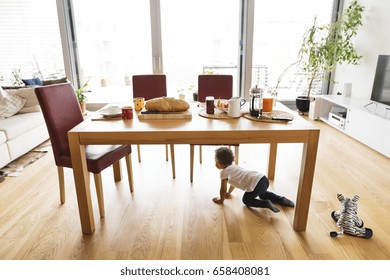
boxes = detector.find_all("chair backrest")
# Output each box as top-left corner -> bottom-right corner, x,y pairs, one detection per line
35,83 -> 84,167
198,74 -> 233,102
132,74 -> 167,100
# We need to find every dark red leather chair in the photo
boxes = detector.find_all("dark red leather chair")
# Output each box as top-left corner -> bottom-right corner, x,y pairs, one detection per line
190,75 -> 239,182
197,74 -> 233,102
132,74 -> 176,178
35,83 -> 134,218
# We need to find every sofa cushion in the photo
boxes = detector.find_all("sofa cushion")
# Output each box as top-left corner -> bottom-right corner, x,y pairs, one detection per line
0,131 -> 6,144
7,123 -> 49,161
0,143 -> 11,169
0,95 -> 26,118
0,112 -> 44,140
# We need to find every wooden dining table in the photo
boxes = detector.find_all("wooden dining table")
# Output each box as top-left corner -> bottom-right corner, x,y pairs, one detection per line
68,102 -> 319,234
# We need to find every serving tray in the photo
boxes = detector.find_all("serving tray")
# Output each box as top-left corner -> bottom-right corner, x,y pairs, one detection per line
243,110 -> 294,123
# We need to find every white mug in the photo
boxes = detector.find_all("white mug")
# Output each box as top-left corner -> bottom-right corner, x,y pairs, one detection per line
224,97 -> 246,118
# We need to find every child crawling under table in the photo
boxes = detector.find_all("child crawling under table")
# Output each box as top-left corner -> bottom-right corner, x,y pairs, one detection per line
212,147 -> 295,213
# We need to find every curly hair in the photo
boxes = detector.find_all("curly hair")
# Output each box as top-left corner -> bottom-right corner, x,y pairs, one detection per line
215,147 -> 234,166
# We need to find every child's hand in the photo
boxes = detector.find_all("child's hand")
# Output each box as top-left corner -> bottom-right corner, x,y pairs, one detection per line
212,197 -> 224,204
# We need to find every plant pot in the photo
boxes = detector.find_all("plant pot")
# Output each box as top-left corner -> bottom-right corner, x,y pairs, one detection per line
296,96 -> 310,113
79,102 -> 86,113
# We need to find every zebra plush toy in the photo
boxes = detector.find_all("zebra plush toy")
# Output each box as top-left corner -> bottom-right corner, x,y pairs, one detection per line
330,194 -> 373,239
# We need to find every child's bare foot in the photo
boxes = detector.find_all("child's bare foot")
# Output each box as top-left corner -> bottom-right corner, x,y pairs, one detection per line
212,197 -> 224,204
225,193 -> 232,198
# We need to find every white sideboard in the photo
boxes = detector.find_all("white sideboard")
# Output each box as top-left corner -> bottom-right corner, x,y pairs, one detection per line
312,95 -> 390,158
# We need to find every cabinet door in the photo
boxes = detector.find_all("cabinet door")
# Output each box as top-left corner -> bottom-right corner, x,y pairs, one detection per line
346,108 -> 390,157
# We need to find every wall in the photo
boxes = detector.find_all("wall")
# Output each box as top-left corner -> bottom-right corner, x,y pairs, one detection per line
332,0 -> 390,102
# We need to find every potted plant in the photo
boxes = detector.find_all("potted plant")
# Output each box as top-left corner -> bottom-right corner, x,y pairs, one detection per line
75,79 -> 91,113
11,67 -> 24,86
296,0 -> 365,113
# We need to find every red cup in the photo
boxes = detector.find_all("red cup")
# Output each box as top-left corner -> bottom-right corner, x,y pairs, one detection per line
121,106 -> 133,119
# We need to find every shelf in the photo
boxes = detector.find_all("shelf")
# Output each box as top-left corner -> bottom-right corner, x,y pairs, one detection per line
319,116 -> 345,132
320,95 -> 390,121
314,95 -> 390,158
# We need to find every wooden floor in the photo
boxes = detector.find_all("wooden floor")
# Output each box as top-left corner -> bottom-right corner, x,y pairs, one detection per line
0,117 -> 389,260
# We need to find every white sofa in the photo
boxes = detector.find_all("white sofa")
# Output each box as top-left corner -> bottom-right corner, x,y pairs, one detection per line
0,86 -> 49,169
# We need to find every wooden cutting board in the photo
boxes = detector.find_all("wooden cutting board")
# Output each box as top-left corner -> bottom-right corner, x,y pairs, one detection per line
137,109 -> 192,120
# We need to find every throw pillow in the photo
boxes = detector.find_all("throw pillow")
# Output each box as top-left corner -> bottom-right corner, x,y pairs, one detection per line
18,105 -> 41,114
42,77 -> 68,85
0,95 -> 26,118
7,87 -> 38,107
6,87 -> 41,114
22,77 -> 43,86
0,86 -> 7,97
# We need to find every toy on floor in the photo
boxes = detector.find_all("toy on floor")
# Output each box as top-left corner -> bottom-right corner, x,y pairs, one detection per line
330,194 -> 373,239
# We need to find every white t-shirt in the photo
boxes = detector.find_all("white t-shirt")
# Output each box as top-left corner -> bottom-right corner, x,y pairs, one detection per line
220,164 -> 264,192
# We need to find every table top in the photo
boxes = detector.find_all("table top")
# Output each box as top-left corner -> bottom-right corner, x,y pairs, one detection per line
69,102 -> 319,145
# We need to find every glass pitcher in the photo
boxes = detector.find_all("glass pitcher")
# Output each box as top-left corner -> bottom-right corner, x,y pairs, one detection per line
249,85 -> 263,117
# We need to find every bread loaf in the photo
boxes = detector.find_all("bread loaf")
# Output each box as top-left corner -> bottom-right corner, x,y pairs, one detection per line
145,97 -> 190,112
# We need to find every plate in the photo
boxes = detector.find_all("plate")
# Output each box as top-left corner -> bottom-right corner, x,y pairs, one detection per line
215,99 -> 229,109
198,99 -> 228,110
98,106 -> 122,118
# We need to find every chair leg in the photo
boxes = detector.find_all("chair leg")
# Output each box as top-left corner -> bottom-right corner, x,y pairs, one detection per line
93,173 -> 105,218
137,144 -> 141,162
165,144 -> 169,161
234,145 -> 239,164
57,166 -> 65,204
125,154 -> 134,193
190,144 -> 194,182
199,145 -> 202,163
170,144 -> 176,179
113,160 -> 122,181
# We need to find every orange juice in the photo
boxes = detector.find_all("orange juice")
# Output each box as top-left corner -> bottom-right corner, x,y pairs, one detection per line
263,97 -> 273,113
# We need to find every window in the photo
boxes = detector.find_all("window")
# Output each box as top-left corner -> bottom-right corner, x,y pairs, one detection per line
70,0 -> 152,102
160,0 -> 240,97
61,0 -> 337,103
0,0 -> 64,86
252,0 -> 335,100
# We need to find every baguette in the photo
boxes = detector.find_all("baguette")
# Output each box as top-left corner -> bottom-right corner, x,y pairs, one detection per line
144,97 -> 190,112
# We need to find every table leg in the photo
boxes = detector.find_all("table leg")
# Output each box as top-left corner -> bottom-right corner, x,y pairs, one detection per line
68,132 -> 95,234
293,130 -> 320,231
267,143 -> 277,179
